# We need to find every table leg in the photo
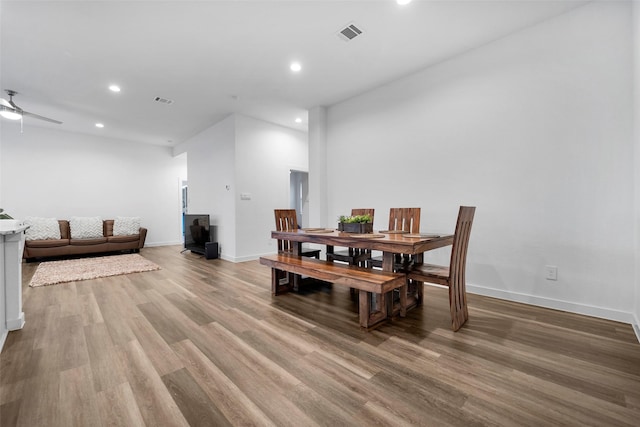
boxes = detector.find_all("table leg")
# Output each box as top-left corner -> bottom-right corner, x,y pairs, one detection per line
326,245 -> 334,260
381,251 -> 401,318
292,242 -> 302,291
407,252 -> 424,308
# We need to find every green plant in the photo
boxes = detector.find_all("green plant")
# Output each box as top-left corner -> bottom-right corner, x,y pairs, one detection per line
0,208 -> 12,220
338,214 -> 372,224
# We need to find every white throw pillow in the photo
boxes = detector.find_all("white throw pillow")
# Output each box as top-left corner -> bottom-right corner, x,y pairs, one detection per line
24,217 -> 61,241
70,216 -> 103,239
113,216 -> 140,236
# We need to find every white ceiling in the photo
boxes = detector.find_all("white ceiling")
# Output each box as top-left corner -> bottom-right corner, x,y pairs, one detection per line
1,0 -> 586,147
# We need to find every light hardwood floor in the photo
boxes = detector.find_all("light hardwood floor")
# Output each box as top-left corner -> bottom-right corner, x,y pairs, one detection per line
1,245 -> 639,426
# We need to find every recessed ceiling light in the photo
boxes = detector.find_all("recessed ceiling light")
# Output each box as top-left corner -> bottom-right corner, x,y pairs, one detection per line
109,85 -> 121,92
397,0 -> 412,5
95,123 -> 104,128
290,62 -> 302,72
295,117 -> 302,123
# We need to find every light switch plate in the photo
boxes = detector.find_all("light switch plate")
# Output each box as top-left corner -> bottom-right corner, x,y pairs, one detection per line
545,265 -> 558,281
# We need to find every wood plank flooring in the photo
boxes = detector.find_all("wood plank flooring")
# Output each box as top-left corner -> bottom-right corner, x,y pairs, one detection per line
1,245 -> 639,426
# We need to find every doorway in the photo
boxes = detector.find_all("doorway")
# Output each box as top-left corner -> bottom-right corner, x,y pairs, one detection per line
181,180 -> 188,238
289,170 -> 309,228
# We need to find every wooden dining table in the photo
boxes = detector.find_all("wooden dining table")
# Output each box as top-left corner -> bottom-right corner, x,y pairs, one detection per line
270,228 -> 454,316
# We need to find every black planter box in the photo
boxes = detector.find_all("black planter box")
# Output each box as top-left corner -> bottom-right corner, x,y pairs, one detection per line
338,222 -> 373,233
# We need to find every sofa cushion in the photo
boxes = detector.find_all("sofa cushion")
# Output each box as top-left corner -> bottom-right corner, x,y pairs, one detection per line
25,238 -> 70,248
70,216 -> 103,239
108,235 -> 140,243
113,216 -> 141,236
24,217 -> 62,241
70,237 -> 108,246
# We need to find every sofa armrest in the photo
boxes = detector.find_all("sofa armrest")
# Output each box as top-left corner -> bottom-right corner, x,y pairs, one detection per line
138,227 -> 148,248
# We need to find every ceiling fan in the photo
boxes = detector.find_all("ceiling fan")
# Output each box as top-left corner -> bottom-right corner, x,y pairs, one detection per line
0,89 -> 62,124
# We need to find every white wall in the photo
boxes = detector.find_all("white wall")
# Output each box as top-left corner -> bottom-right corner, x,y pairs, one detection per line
308,106 -> 328,228
633,1 -> 640,332
326,2 -> 635,323
174,114 -> 307,262
175,115 -> 237,259
1,125 -> 187,246
234,115 -> 307,261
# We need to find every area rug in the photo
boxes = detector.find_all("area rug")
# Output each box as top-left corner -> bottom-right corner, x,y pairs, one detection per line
29,253 -> 161,287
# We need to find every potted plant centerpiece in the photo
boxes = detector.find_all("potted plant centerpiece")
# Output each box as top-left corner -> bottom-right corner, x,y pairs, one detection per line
338,213 -> 373,234
0,208 -> 13,219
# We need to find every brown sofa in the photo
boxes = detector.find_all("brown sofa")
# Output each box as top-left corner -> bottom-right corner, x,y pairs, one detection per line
23,219 -> 147,261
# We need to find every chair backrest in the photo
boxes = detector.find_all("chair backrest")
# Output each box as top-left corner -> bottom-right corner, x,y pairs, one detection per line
448,206 -> 476,316
388,208 -> 420,233
351,208 -> 375,222
274,209 -> 298,252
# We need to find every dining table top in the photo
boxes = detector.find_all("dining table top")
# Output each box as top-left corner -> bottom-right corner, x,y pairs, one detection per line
271,228 -> 454,255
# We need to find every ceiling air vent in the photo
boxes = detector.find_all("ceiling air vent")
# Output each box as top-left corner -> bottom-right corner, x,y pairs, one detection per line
154,96 -> 174,105
337,23 -> 363,42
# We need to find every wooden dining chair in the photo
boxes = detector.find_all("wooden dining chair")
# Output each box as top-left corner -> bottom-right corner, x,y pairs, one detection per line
274,209 -> 321,258
407,206 -> 475,331
273,209 -> 321,290
327,208 -> 375,267
367,207 -> 421,269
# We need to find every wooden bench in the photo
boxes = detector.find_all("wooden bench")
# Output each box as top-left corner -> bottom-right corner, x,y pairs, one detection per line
259,254 -> 407,329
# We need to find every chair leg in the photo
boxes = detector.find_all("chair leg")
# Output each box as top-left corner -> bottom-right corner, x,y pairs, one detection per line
449,281 -> 468,331
398,283 -> 407,317
415,280 -> 424,306
450,306 -> 468,332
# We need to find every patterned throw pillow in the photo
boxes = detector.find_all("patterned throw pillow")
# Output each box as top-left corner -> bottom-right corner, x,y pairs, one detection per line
24,217 -> 61,241
113,216 -> 141,236
70,216 -> 103,239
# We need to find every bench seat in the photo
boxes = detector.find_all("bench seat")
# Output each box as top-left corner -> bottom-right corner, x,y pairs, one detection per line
259,254 -> 407,329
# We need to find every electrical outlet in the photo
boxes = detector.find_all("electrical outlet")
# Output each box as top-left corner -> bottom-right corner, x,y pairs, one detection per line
545,265 -> 558,281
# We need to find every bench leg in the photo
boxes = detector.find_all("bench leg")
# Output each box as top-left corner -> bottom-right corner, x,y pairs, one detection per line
403,279 -> 424,311
359,291 -> 389,329
292,272 -> 300,292
388,285 -> 408,319
359,290 -> 370,328
271,268 -> 293,295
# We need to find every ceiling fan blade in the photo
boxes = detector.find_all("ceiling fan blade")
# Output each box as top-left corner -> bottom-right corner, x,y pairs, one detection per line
0,98 -> 12,108
22,110 -> 63,124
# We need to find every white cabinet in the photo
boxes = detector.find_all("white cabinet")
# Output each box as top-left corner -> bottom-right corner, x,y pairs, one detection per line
1,220 -> 28,352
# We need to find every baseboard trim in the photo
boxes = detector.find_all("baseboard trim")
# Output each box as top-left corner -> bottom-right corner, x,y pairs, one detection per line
145,240 -> 182,247
632,313 -> 640,343
6,313 -> 25,331
223,253 -> 263,263
633,322 -> 640,344
0,329 -> 7,353
467,284 -> 636,325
